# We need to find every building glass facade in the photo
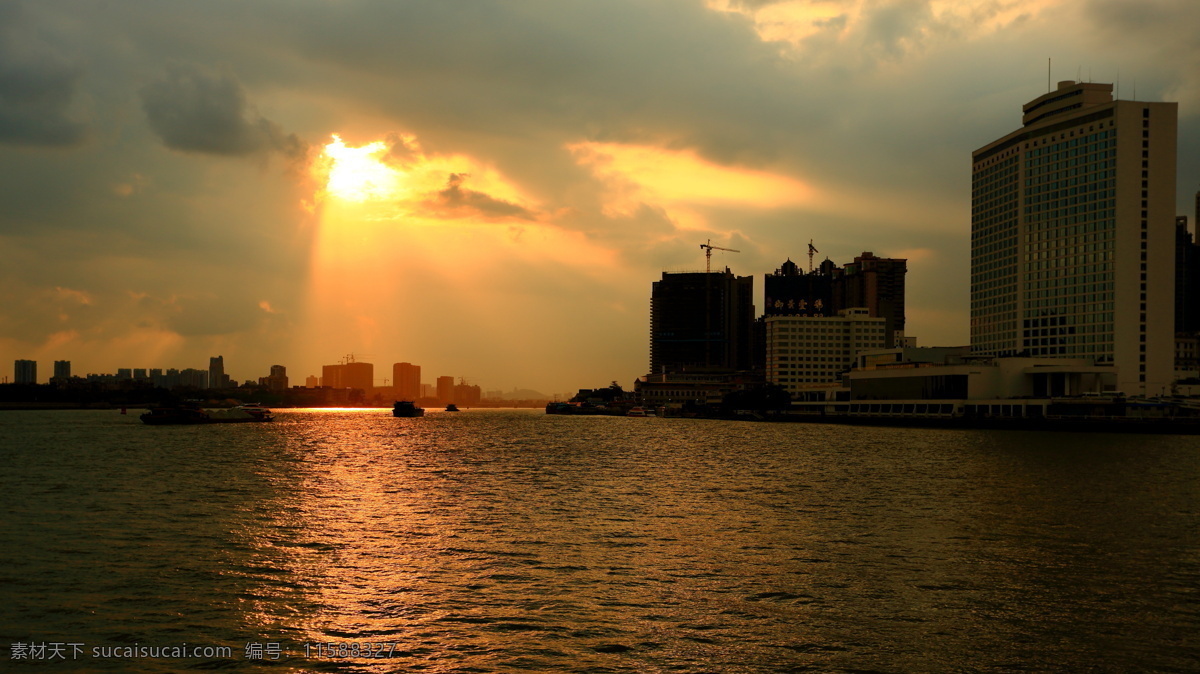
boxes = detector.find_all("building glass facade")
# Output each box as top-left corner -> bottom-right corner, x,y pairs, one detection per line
971,80 -> 1176,395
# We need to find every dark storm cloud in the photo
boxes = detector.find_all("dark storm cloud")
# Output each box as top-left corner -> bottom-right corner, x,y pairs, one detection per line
140,64 -> 305,158
0,4 -> 87,147
426,173 -> 537,221
273,0 -> 808,166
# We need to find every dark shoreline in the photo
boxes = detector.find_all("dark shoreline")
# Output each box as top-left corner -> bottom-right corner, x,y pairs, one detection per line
716,411 -> 1200,435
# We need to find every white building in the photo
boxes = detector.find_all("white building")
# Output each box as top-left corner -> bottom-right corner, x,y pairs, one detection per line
971,80 -> 1176,396
765,308 -> 886,396
847,355 -> 1117,400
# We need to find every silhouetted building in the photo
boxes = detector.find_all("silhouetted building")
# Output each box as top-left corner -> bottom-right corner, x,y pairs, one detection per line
52,360 -> 70,382
971,80 -> 1176,395
322,359 -> 373,391
635,371 -> 757,409
305,375 -> 319,388
1176,216 -> 1200,335
841,252 -> 907,348
209,356 -> 227,389
764,258 -> 835,317
650,269 -> 754,374
453,380 -> 482,406
14,359 -> 36,384
436,376 -> 455,403
260,365 -> 288,392
765,253 -> 907,347
394,362 -> 421,400
179,368 -> 208,389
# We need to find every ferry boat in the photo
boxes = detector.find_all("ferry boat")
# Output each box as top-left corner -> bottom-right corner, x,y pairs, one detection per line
445,403 -> 460,412
392,401 -> 425,417
626,406 -> 655,417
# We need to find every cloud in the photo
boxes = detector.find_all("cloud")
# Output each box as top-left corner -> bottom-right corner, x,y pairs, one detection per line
861,0 -> 936,59
1083,0 -> 1200,110
0,0 -> 1197,390
140,64 -> 306,159
424,173 -> 537,221
53,286 -> 93,306
568,141 -> 814,220
385,132 -> 424,167
0,4 -> 87,147
146,293 -> 279,338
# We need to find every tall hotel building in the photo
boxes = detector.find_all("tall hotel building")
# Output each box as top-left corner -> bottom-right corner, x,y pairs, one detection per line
971,80 -> 1176,395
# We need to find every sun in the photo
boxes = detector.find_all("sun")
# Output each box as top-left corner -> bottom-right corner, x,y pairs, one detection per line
321,134 -> 401,202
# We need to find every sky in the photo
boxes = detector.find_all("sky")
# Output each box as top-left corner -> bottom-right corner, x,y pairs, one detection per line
2,0 -> 1198,394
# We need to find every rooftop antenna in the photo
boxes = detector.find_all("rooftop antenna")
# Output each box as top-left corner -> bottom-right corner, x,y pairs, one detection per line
1047,57 -> 1051,92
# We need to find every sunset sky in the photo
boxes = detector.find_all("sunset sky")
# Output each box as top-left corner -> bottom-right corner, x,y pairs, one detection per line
2,0 -> 1198,394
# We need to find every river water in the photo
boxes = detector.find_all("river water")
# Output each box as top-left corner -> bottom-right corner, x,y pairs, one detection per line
1,408 -> 1198,672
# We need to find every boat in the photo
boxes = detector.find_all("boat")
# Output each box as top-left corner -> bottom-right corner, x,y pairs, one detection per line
626,406 -> 655,417
445,403 -> 460,412
208,404 -> 274,423
140,404 -> 210,425
140,403 -> 273,425
545,401 -> 625,416
393,401 -> 425,417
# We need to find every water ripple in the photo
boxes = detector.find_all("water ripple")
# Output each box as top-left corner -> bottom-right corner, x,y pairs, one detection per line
1,409 -> 1198,671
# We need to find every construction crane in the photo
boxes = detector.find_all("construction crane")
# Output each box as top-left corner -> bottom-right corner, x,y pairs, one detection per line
700,239 -> 740,273
808,239 -> 818,273
697,239 -> 740,369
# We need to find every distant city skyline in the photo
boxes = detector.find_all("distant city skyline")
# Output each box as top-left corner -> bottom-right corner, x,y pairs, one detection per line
6,355 -> 563,402
1,2 -> 1197,394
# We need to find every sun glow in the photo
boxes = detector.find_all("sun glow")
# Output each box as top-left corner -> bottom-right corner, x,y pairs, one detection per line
322,135 -> 401,201
299,129 -> 625,384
